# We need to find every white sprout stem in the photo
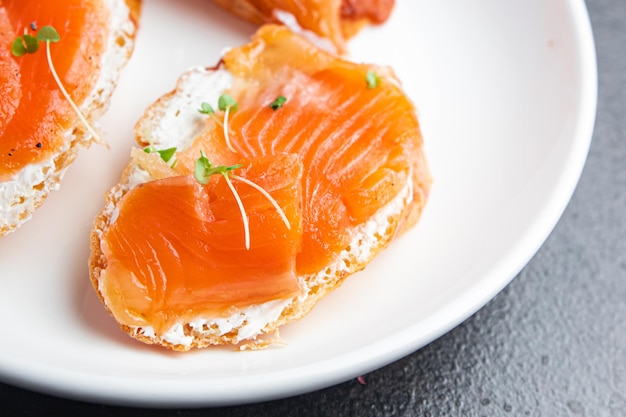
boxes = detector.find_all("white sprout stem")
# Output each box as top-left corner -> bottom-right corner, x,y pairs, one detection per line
210,114 -> 224,128
223,173 -> 250,250
231,174 -> 291,230
222,107 -> 237,153
45,41 -> 104,146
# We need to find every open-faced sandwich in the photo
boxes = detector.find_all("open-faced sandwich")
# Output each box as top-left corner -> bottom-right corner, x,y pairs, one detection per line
210,0 -> 395,53
0,0 -> 140,236
89,24 -> 430,351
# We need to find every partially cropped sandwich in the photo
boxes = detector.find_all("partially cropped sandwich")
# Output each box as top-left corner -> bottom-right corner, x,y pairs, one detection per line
0,0 -> 140,236
89,24 -> 431,351
210,0 -> 395,53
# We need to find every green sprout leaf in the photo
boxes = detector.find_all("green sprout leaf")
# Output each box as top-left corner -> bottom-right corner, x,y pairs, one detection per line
11,34 -> 39,56
218,94 -> 238,112
11,25 -> 58,57
23,34 -> 39,53
144,145 -> 177,163
366,70 -> 380,89
269,95 -> 287,110
198,102 -> 215,115
199,97 -> 238,153
194,151 -> 241,185
157,147 -> 177,163
11,37 -> 27,57
36,26 -> 60,43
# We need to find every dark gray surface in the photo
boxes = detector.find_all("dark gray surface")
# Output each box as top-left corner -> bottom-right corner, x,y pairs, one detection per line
2,0 -> 625,415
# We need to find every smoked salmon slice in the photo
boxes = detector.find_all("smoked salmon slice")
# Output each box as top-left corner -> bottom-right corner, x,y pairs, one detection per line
0,0 -> 139,236
100,154 -> 304,335
90,24 -> 430,350
221,25 -> 429,275
210,0 -> 395,53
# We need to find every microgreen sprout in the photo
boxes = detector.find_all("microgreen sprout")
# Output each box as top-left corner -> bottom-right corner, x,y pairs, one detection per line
217,94 -> 238,112
194,151 -> 242,184
144,144 -> 177,165
198,102 -> 215,115
11,25 -> 103,146
269,95 -> 287,110
37,26 -> 61,43
198,96 -> 239,153
11,34 -> 38,56
194,151 -> 291,250
366,70 -> 380,89
218,94 -> 238,153
198,101 -> 224,130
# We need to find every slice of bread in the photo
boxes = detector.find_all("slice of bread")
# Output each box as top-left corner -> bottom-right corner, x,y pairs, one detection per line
89,26 -> 430,351
0,0 -> 140,236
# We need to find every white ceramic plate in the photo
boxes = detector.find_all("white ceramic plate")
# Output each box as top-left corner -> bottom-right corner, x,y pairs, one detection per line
0,0 -> 596,407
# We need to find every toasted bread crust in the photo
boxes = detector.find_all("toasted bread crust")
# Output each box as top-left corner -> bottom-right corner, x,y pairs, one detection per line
0,0 -> 140,236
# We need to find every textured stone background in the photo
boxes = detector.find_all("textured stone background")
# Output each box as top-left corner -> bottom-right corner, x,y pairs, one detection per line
2,0 -> 624,415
